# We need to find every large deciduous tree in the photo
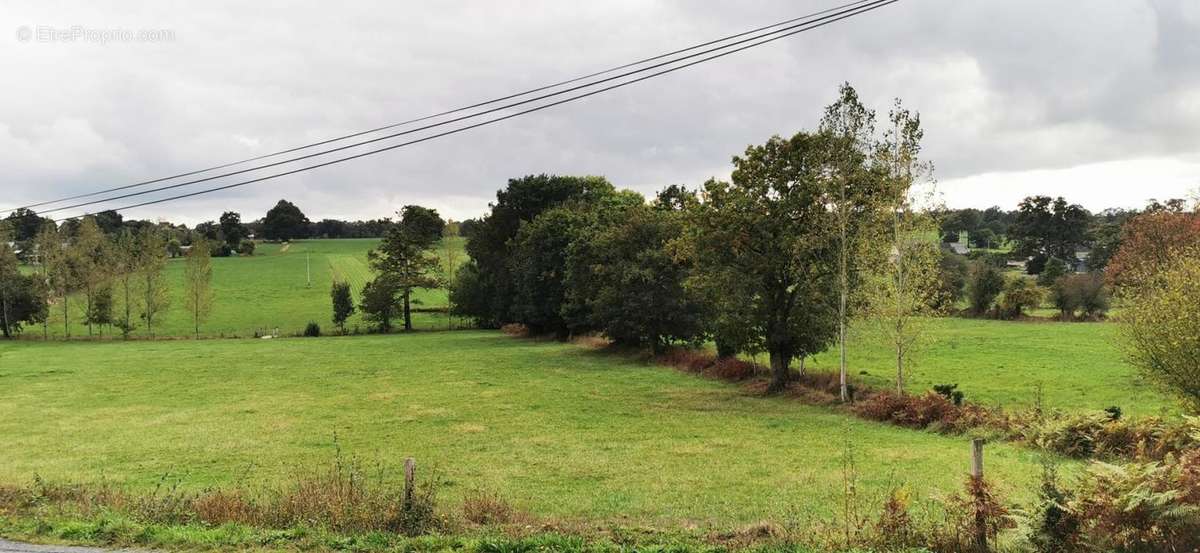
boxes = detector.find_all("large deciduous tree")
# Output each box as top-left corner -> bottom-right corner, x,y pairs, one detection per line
219,211 -> 247,249
262,199 -> 311,241
453,174 -> 615,327
1009,195 -> 1091,271
688,132 -> 840,393
1120,248 -> 1200,412
1106,207 -> 1200,290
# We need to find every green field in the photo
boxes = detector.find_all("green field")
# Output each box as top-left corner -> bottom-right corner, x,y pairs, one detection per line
0,331 -> 1050,527
24,238 -> 467,339
805,318 -> 1174,416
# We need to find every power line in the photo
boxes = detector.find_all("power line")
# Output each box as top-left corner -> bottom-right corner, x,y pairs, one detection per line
38,0 -> 895,218
4,0 -> 877,216
51,0 -> 899,222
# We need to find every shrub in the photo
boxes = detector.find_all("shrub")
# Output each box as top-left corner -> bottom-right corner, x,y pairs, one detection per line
210,243 -> 234,257
966,262 -> 1005,315
709,357 -> 756,381
499,323 -> 528,337
1053,273 -> 1109,320
1120,251 -> 1200,410
935,251 -> 969,310
1026,462 -> 1080,553
966,250 -> 1008,268
996,277 -> 1043,319
238,240 -> 256,256
303,322 -> 321,337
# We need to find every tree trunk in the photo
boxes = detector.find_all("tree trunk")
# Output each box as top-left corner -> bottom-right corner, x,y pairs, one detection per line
797,356 -> 806,379
839,286 -> 848,402
402,288 -> 412,331
767,348 -> 790,393
62,297 -> 69,338
1,293 -> 10,338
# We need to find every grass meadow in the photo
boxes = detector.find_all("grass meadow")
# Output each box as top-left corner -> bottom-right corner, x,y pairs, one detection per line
0,331 -> 1050,527
25,237 -> 467,339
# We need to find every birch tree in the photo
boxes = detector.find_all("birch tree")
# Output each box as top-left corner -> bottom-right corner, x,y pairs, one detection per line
136,226 -> 170,337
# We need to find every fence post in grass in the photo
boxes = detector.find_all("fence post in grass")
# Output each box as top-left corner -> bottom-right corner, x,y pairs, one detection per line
403,457 -> 416,510
971,438 -> 987,553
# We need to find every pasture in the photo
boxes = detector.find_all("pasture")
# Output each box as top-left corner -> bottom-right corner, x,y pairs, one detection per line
23,238 -> 467,339
805,318 -> 1174,416
0,331 -> 1050,527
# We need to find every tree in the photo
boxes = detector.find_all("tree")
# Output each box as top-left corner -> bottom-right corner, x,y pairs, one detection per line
1106,209 -> 1200,290
397,205 -> 445,246
935,250 -> 968,310
136,226 -> 171,337
111,229 -> 140,338
1120,250 -> 1200,411
819,84 -> 910,402
1037,256 -> 1069,287
367,207 -> 443,331
456,175 -> 616,326
330,280 -> 355,334
1051,273 -> 1109,320
360,277 -> 399,332
996,277 -> 1042,320
438,223 -> 459,330
862,101 -> 940,392
0,241 -> 47,338
219,211 -> 246,249
85,285 -> 114,337
687,131 -> 840,393
71,217 -> 110,336
262,199 -> 310,241
183,238 -> 214,338
93,210 -> 124,235
1009,196 -> 1090,270
2,208 -> 53,260
966,262 -> 1004,315
565,201 -> 704,351
36,222 -> 76,338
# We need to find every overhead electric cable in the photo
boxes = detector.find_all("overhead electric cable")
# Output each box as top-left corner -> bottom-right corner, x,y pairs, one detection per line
49,0 -> 899,222
3,0 -> 877,216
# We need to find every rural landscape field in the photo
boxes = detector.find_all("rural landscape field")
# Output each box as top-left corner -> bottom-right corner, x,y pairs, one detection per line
6,2 -> 1200,553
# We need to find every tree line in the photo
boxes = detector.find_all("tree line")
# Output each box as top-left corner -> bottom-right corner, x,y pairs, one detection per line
0,216 -> 215,339
445,84 -> 941,397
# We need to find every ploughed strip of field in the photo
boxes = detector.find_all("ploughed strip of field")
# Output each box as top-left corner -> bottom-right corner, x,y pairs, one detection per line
0,331 -> 1048,526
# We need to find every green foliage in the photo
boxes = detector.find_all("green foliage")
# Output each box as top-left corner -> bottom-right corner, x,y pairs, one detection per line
564,202 -> 704,351
458,175 -> 616,327
397,205 -> 446,247
934,251 -> 967,309
262,199 -> 311,241
997,277 -> 1043,320
1052,273 -> 1109,320
1069,451 -> 1200,552
1120,250 -> 1200,411
183,238 -> 214,338
219,211 -> 246,248
1010,195 -> 1091,264
965,262 -> 1004,315
330,280 -> 355,333
0,241 -> 47,338
237,240 -> 256,256
359,277 -> 398,332
303,321 -> 321,337
687,131 -> 842,392
369,207 -> 445,331
1037,256 -> 1069,286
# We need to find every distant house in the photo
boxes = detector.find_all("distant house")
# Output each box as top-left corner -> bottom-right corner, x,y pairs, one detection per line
1073,248 -> 1092,273
944,231 -> 970,255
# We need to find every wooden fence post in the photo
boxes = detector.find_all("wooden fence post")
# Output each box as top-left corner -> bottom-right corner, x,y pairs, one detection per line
403,457 -> 416,509
971,438 -> 987,553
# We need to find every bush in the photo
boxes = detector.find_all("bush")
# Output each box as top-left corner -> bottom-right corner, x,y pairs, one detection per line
935,251 -> 968,310
238,240 -> 256,256
933,383 -> 964,406
966,262 -> 1005,315
210,243 -> 234,257
996,277 -> 1043,319
303,322 -> 321,337
967,250 -> 1008,268
1053,273 -> 1109,320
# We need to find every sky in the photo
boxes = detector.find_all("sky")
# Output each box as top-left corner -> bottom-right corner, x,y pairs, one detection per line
3,0 -> 1200,225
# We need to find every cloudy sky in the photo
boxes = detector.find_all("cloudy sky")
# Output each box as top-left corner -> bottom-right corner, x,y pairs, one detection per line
3,0 -> 1199,225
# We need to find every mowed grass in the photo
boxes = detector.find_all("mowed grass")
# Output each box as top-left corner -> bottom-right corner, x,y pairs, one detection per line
804,318 -> 1175,416
28,237 -> 466,339
0,331 -> 1050,527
